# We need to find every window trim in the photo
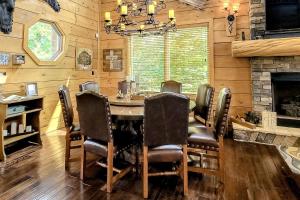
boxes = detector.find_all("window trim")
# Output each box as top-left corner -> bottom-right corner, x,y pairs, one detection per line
23,15 -> 68,66
128,20 -> 215,94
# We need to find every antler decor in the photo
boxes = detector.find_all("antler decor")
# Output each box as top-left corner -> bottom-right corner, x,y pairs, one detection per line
0,0 -> 60,34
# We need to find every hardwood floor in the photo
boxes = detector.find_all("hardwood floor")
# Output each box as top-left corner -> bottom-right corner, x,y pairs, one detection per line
0,132 -> 299,200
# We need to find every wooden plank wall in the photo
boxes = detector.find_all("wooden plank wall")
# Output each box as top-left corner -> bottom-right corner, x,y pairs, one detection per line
99,0 -> 252,115
0,0 -> 100,133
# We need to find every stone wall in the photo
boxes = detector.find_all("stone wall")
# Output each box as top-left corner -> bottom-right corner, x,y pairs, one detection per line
249,0 -> 265,39
251,56 -> 300,112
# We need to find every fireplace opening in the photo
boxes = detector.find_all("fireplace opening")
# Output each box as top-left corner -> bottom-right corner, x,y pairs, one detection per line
272,73 -> 300,128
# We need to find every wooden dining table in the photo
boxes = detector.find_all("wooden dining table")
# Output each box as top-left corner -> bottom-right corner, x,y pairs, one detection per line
109,96 -> 196,119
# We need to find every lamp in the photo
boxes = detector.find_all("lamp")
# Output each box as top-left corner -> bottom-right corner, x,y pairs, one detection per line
224,1 -> 239,34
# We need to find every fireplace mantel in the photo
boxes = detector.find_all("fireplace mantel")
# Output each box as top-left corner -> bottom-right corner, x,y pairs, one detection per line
232,38 -> 300,57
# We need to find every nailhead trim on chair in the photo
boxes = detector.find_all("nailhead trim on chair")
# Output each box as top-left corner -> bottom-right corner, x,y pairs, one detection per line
58,89 -> 81,141
206,87 -> 215,124
103,94 -> 135,156
58,92 -> 71,129
188,143 -> 219,151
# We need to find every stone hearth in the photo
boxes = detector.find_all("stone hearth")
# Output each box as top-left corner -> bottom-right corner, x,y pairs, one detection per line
233,123 -> 300,147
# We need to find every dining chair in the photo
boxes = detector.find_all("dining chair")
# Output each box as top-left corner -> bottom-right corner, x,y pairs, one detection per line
143,93 -> 189,198
161,80 -> 182,93
79,81 -> 100,93
58,85 -> 81,169
76,91 -> 135,193
187,88 -> 231,183
118,80 -> 136,95
189,84 -> 215,127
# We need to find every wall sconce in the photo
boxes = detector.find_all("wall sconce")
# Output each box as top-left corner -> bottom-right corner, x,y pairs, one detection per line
224,2 -> 239,35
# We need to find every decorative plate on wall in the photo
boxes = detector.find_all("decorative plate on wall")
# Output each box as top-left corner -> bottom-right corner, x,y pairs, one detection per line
76,48 -> 93,71
103,49 -> 123,72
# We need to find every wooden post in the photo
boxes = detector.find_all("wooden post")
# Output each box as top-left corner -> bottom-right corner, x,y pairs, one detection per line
80,137 -> 86,181
219,136 -> 225,183
183,145 -> 188,196
143,146 -> 148,199
0,104 -> 7,161
107,142 -> 113,193
65,130 -> 71,170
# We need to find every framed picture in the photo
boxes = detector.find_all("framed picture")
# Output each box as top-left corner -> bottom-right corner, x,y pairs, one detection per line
76,48 -> 93,70
25,82 -> 38,96
0,52 -> 10,67
103,49 -> 123,72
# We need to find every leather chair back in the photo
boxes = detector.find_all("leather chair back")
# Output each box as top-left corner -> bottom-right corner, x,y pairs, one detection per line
79,81 -> 100,93
161,80 -> 182,94
58,85 -> 74,129
76,91 -> 112,142
213,88 -> 231,136
118,80 -> 128,95
194,84 -> 214,122
144,93 -> 189,146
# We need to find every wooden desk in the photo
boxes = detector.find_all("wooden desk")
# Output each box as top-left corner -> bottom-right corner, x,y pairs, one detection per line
0,96 -> 44,161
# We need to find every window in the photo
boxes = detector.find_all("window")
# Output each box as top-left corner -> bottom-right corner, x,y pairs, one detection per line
130,26 -> 209,93
28,21 -> 62,61
23,18 -> 66,65
168,27 -> 208,93
131,35 -> 164,91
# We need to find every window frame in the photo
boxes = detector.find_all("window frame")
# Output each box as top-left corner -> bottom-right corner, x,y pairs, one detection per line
128,21 -> 214,94
23,16 -> 68,66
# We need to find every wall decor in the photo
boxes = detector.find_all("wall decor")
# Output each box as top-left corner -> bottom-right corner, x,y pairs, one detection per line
0,52 -> 10,66
12,54 -> 25,65
76,48 -> 93,71
46,0 -> 60,12
25,82 -> 38,96
0,0 -> 60,35
103,49 -> 123,72
0,0 -> 15,34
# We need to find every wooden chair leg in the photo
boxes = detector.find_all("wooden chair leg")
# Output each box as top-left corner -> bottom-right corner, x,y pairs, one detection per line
183,145 -> 188,196
80,138 -> 86,181
65,135 -> 71,169
107,142 -> 113,193
219,149 -> 225,184
143,146 -> 148,199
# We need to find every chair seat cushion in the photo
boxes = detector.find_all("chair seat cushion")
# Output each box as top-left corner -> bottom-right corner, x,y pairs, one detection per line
148,145 -> 183,163
69,123 -> 81,141
84,131 -> 137,158
84,139 -> 108,157
188,126 -> 218,148
188,116 -> 206,128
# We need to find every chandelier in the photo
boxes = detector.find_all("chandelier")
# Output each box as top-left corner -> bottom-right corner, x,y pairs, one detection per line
104,0 -> 176,36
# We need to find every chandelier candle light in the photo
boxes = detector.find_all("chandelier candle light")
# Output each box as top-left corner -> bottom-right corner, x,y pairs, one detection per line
104,0 -> 177,36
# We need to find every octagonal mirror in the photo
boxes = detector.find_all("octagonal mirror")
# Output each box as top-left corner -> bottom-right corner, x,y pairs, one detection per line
24,18 -> 67,65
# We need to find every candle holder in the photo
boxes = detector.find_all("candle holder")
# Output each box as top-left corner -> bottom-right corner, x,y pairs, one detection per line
224,2 -> 239,34
104,0 -> 175,36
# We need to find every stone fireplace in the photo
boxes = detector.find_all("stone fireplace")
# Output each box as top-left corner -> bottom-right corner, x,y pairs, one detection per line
272,73 -> 300,118
251,57 -> 300,127
249,0 -> 300,127
233,0 -> 300,160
